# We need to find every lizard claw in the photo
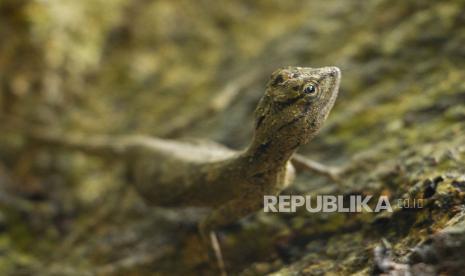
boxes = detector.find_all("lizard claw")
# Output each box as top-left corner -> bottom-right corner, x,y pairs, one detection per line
327,167 -> 344,183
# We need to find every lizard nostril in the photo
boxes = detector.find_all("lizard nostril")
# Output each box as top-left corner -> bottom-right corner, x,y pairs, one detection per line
329,67 -> 341,78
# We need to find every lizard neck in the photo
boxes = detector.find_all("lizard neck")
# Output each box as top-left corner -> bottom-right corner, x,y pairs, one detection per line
241,133 -> 299,173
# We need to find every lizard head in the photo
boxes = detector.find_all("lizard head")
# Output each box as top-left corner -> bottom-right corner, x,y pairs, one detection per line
251,66 -> 340,155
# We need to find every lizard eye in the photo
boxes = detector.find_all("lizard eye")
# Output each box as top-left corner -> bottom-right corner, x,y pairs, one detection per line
304,84 -> 317,95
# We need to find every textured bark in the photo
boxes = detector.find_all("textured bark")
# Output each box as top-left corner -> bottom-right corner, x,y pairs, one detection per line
0,1 -> 464,275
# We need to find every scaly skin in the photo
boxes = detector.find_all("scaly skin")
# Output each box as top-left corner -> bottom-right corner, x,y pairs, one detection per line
30,66 -> 340,211
20,66 -> 340,271
131,66 -> 340,211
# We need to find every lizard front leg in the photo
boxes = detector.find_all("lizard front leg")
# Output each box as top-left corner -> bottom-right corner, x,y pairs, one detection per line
199,195 -> 262,276
292,153 -> 345,182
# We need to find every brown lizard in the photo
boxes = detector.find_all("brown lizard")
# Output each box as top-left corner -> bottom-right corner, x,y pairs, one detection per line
15,66 -> 341,273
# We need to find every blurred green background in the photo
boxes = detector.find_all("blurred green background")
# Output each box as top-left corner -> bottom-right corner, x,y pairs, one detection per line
0,0 -> 465,275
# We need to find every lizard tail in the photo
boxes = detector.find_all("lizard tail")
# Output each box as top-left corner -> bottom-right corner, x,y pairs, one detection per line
1,115 -> 130,158
27,129 -> 129,158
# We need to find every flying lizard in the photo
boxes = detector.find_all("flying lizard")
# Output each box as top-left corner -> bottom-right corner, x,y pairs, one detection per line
19,66 -> 341,274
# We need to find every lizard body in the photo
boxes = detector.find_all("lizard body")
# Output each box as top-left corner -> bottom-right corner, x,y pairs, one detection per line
27,66 -> 340,216
22,66 -> 341,272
